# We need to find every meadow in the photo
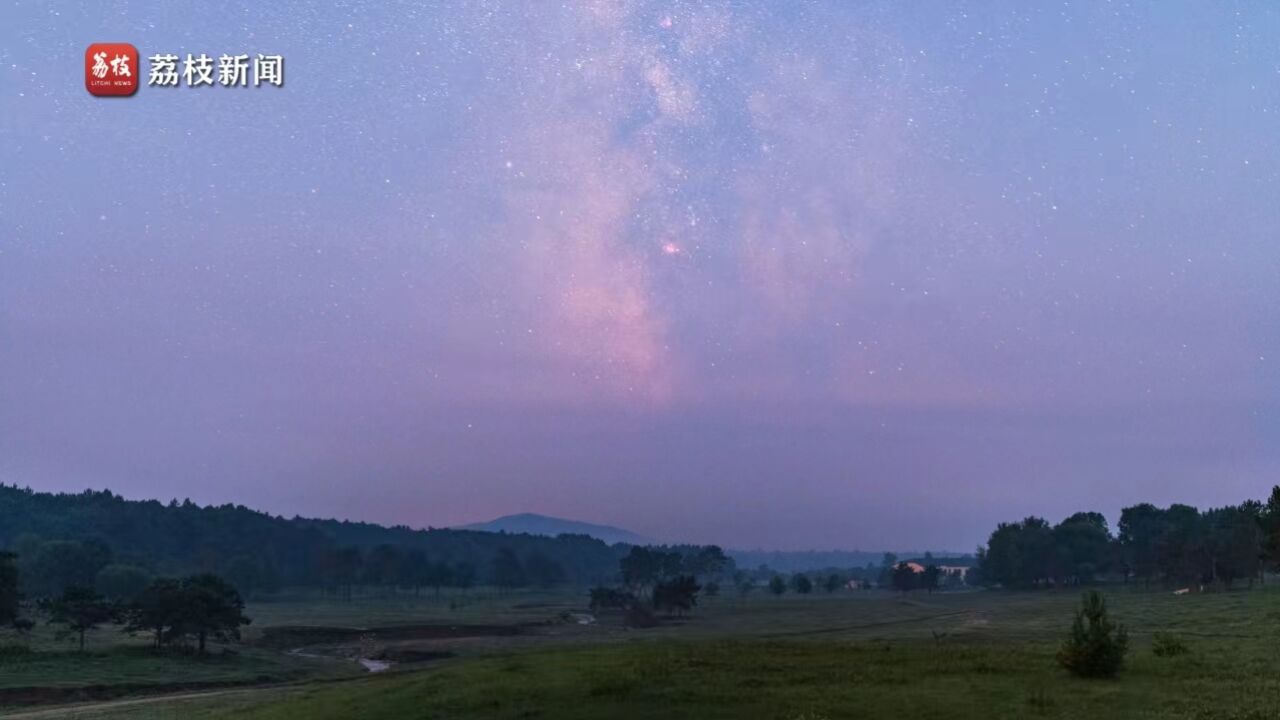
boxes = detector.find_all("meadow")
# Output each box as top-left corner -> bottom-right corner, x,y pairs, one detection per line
5,585 -> 1280,718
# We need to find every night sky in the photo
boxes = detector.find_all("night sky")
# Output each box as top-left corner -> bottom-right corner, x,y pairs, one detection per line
3,2 -> 1279,551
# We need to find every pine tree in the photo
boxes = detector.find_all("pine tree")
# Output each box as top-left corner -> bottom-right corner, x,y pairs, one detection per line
1056,590 -> 1128,678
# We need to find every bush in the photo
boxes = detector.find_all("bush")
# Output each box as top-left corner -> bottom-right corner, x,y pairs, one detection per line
653,575 -> 701,616
1056,590 -> 1128,678
790,574 -> 813,594
0,644 -> 32,660
588,586 -> 635,613
768,576 -> 786,595
623,605 -> 658,628
1151,632 -> 1188,657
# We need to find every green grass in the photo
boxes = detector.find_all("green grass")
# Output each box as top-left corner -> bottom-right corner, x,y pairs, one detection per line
0,645 -> 341,689
241,587 -> 586,636
47,633 -> 1280,720
11,586 -> 1280,718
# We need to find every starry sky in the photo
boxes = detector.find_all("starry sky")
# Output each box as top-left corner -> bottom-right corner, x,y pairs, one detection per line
2,2 -> 1279,551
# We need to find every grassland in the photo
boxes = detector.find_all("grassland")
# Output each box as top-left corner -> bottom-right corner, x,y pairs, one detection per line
7,586 -> 1280,718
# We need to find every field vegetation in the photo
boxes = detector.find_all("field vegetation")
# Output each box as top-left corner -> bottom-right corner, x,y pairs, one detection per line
6,485 -> 1280,718
9,585 -> 1280,719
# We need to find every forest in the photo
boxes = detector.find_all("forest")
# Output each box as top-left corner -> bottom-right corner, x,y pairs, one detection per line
0,485 -> 715,599
976,489 -> 1280,590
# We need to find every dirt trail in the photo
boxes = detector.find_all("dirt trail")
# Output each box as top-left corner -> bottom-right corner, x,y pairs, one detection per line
0,673 -> 383,719
1,685 -> 268,719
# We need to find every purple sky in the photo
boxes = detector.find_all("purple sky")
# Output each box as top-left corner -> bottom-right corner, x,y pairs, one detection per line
2,2 -> 1279,551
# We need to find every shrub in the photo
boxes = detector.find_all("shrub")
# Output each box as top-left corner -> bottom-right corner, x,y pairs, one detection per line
588,586 -> 635,613
1056,590 -> 1128,678
653,575 -> 701,616
0,644 -> 32,660
1151,632 -> 1188,657
768,576 -> 786,595
790,574 -> 813,594
623,605 -> 658,628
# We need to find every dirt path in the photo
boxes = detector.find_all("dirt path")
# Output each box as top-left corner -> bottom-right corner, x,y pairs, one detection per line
0,674 -> 383,720
0,685 -> 269,719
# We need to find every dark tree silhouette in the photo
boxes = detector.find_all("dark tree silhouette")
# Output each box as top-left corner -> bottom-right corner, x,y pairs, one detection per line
524,551 -> 567,587
1118,503 -> 1163,586
124,577 -> 184,648
790,573 -> 813,594
451,561 -> 477,591
23,539 -> 112,598
1204,504 -> 1262,588
1057,590 -> 1128,678
491,548 -> 527,589
363,544 -> 403,590
0,552 -> 21,627
653,575 -> 701,615
979,496 -> 1280,592
920,565 -> 942,593
588,586 -> 635,612
620,546 -> 682,595
891,562 -> 918,593
1047,513 -> 1109,585
768,575 -> 786,595
978,517 -> 1055,588
95,564 -> 152,602
397,548 -> 428,594
0,486 -> 625,592
684,546 -> 729,579
43,586 -> 116,651
171,574 -> 251,654
1261,487 -> 1280,576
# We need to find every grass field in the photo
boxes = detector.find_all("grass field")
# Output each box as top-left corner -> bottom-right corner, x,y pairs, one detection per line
6,586 -> 1280,718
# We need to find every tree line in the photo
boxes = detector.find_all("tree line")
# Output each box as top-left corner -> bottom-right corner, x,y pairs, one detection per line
755,553 -> 968,596
0,486 -> 639,595
977,487 -> 1280,589
1,551 -> 249,653
588,545 -> 737,622
0,486 -> 742,615
585,545 -> 975,617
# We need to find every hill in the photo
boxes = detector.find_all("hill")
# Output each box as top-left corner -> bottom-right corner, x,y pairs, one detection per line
458,513 -> 652,546
0,486 -> 628,593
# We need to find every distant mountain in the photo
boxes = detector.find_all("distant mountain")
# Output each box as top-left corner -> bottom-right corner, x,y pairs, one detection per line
459,513 -> 652,546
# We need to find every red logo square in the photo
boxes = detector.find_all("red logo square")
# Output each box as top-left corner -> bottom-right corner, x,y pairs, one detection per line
85,43 -> 139,96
